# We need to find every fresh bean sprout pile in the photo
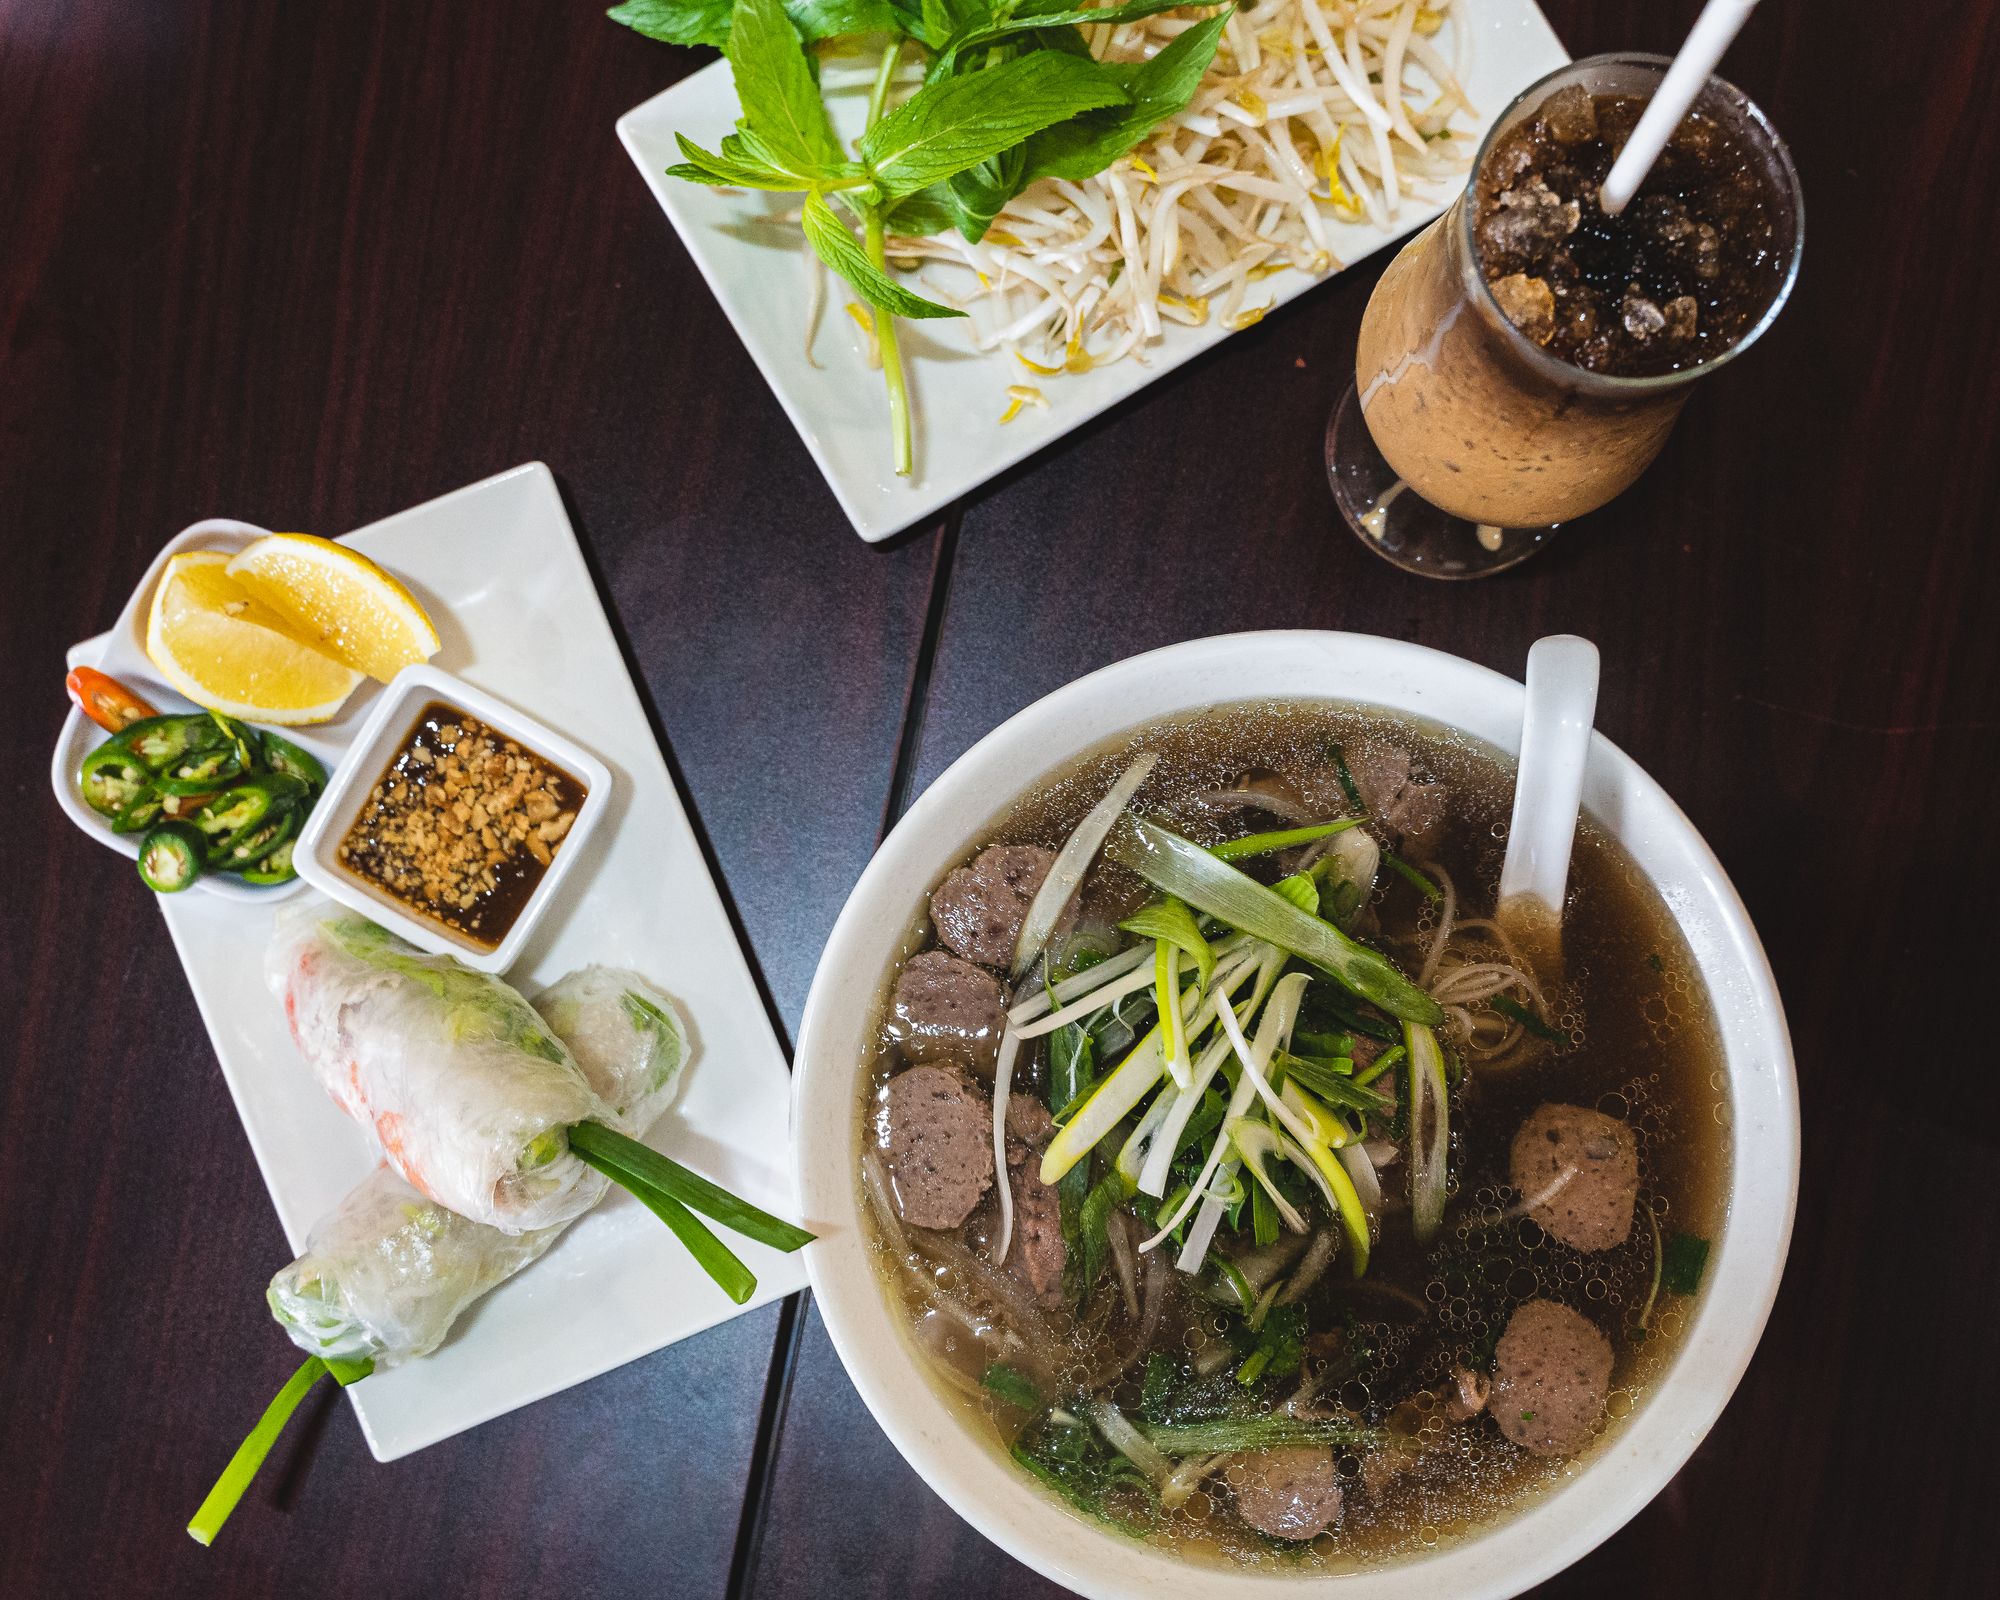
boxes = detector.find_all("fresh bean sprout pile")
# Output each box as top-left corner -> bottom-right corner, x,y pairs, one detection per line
887,0 -> 1476,401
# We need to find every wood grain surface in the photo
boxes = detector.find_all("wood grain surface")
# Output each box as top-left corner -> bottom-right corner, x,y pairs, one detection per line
3,1 -> 1994,1597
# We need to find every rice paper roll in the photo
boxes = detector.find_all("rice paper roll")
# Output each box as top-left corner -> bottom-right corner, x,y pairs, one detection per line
531,967 -> 688,1139
267,962 -> 701,1366
267,901 -> 607,1234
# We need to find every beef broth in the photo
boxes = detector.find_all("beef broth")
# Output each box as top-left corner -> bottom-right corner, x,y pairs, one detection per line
855,702 -> 1730,1572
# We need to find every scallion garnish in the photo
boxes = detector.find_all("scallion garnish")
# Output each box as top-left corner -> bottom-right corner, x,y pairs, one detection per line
187,1354 -> 373,1546
1492,994 -> 1562,1041
1105,814 -> 1441,1025
1208,820 -> 1360,861
566,1120 -> 814,1304
1383,851 -> 1442,902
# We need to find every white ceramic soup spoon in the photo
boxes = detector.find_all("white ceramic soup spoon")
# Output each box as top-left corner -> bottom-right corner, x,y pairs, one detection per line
1497,635 -> 1601,976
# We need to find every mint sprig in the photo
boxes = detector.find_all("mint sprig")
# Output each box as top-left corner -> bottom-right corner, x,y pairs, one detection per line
618,0 -> 1231,474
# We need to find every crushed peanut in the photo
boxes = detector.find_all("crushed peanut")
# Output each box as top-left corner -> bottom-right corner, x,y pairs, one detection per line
337,700 -> 584,948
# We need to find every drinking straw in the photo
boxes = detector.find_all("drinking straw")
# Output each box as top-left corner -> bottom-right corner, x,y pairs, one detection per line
1599,0 -> 1763,215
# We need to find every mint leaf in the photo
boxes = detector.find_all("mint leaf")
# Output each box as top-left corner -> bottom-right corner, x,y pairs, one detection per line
861,50 -> 1129,200
610,0 -> 732,48
882,185 -> 959,236
787,0 -> 901,38
727,0 -> 844,174
799,191 -> 965,318
932,0 -> 1198,77
669,132 -> 816,190
613,0 -> 902,48
943,148 -> 1026,242
1023,8 -> 1228,183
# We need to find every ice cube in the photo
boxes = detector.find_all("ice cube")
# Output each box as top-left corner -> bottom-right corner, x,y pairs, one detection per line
1621,286 -> 1666,339
1662,296 -> 1698,340
1539,85 -> 1599,146
1476,176 -> 1581,264
1489,273 -> 1558,343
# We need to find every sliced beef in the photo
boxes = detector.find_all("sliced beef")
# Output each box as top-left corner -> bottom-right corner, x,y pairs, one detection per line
1510,1103 -> 1639,1251
1351,745 -> 1447,846
883,1065 -> 993,1229
1224,1446 -> 1343,1540
889,950 -> 1007,1072
1285,744 -> 1447,848
1003,1093 -> 1064,1300
1490,1298 -> 1614,1456
929,844 -> 1072,969
1004,1093 -> 1055,1145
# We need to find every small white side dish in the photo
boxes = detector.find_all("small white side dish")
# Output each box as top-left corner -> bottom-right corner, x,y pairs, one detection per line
48,519 -> 336,901
793,631 -> 1798,1600
295,664 -> 613,974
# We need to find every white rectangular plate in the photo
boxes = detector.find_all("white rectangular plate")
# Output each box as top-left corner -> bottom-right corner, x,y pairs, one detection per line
60,463 -> 806,1460
617,6 -> 1568,542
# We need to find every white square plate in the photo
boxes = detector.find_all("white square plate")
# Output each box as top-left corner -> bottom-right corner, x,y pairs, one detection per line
616,7 -> 1568,542
57,464 -> 807,1459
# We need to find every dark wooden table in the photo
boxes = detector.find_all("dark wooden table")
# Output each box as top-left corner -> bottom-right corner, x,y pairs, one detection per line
3,1 -> 1993,1595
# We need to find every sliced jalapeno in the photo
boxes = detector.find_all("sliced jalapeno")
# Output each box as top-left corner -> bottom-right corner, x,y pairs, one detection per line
206,710 -> 264,772
156,746 -> 244,794
216,804 -> 300,871
240,837 -> 299,886
190,786 -> 272,846
193,775 -> 306,860
137,821 -> 206,893
81,741 -> 153,816
111,782 -> 168,835
121,714 -> 229,772
259,731 -> 328,792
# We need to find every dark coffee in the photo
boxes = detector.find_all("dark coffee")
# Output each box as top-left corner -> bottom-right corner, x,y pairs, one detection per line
1473,87 -> 1785,377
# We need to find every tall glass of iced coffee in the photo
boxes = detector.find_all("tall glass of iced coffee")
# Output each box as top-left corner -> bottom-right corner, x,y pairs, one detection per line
1328,54 -> 1803,578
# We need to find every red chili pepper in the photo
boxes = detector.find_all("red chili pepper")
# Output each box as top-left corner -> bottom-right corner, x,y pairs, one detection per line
67,667 -> 157,733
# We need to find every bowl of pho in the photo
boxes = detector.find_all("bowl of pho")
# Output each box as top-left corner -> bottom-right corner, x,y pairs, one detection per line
793,631 -> 1796,1598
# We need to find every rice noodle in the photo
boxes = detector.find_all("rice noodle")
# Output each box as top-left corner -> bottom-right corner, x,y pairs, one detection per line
887,1 -> 1476,385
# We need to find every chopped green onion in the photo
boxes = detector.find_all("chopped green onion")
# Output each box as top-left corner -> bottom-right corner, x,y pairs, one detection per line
1353,1044 -> 1405,1087
1214,1254 -> 1255,1311
1208,820 -> 1361,860
1118,895 -> 1214,986
1271,872 -> 1319,912
1492,994 -> 1562,1041
1406,1023 -> 1449,1246
1383,852 -> 1441,901
1276,1051 -> 1390,1112
188,1354 -> 373,1546
1140,1414 -> 1383,1454
1106,815 -> 1442,1025
1661,1232 -> 1711,1297
566,1121 -> 815,1252
1327,744 -> 1366,813
1228,1118 -> 1308,1234
982,1363 -> 1043,1412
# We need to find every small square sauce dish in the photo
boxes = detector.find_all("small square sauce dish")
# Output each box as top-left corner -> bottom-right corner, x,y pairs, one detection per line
295,664 -> 613,973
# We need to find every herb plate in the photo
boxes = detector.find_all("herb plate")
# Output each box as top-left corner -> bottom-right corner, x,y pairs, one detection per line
57,463 -> 808,1459
616,5 -> 1567,543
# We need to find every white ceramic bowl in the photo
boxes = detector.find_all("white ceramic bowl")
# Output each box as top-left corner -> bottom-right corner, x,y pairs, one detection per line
792,631 -> 1798,1600
295,663 -> 613,974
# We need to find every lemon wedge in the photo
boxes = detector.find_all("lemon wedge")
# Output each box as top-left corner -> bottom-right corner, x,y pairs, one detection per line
145,552 -> 364,724
226,533 -> 440,683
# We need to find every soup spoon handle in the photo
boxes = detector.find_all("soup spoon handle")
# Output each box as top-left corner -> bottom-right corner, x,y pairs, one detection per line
1498,635 -> 1601,976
